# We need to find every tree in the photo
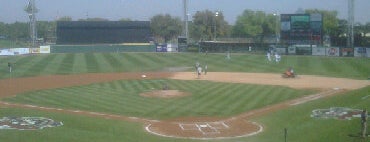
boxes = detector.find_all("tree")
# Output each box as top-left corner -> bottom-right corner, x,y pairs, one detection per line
37,21 -> 56,42
6,22 -> 29,40
119,18 -> 132,21
305,9 -> 340,36
190,10 -> 229,41
78,18 -> 109,21
57,16 -> 73,21
24,1 -> 39,14
232,10 -> 278,47
0,22 -> 6,37
232,10 -> 277,38
150,14 -> 182,43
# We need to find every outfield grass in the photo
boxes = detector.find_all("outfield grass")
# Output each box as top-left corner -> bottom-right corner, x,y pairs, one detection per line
0,53 -> 369,79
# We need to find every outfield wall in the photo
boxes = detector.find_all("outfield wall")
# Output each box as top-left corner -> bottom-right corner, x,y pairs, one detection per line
50,45 -> 156,53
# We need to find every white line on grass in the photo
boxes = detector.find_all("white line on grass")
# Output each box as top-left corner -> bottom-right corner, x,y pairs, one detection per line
362,95 -> 370,100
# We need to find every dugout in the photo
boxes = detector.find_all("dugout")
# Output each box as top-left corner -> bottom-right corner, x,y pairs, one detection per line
199,41 -> 270,53
56,21 -> 151,44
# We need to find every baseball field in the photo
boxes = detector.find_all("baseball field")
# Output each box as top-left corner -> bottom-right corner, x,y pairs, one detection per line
0,52 -> 369,142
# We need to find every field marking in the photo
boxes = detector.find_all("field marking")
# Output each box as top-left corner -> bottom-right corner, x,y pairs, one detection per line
290,89 -> 341,106
362,95 -> 370,100
145,121 -> 264,140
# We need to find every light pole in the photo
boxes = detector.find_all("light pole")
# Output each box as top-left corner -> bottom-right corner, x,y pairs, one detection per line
214,11 -> 219,41
273,13 -> 279,47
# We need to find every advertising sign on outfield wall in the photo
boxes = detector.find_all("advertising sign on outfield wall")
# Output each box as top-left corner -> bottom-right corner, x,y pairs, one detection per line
354,47 -> 367,57
275,48 -> 286,55
288,46 -> 296,54
156,44 -> 167,52
326,47 -> 339,56
341,48 -> 354,57
30,48 -> 40,54
0,49 -> 13,55
40,45 -> 51,53
312,47 -> 326,56
0,48 -> 30,56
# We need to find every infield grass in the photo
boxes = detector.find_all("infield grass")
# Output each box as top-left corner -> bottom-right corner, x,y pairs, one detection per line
4,79 -> 315,119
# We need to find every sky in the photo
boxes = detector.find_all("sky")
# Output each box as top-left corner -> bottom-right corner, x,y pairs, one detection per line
0,0 -> 369,25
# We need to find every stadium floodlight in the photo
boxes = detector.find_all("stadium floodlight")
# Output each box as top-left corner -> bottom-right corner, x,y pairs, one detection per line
183,0 -> 188,42
347,0 -> 355,48
26,0 -> 38,48
214,11 -> 219,41
273,13 -> 280,46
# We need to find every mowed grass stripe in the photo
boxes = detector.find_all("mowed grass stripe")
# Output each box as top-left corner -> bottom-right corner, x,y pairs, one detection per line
150,82 -> 202,117
193,83 -> 233,114
71,53 -> 88,73
5,79 -> 321,119
84,53 -> 100,73
56,87 -> 124,112
139,53 -> 170,68
28,54 -> 60,76
122,53 -> 149,71
225,85 -> 266,112
212,84 -> 247,111
341,58 -> 369,78
15,55 -> 54,76
245,86 -> 277,110
195,83 -> 237,114
1,53 -> 369,79
129,53 -> 165,71
164,53 -> 196,68
190,82 -> 225,105
56,53 -> 75,74
93,53 -> 115,72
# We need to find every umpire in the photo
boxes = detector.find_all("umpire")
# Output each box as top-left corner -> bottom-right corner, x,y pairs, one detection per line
361,109 -> 368,138
8,62 -> 12,73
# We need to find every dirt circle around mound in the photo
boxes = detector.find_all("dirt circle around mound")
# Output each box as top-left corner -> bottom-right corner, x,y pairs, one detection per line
140,90 -> 190,98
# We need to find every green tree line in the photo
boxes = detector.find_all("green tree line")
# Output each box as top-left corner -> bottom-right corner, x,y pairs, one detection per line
1,9 -> 369,47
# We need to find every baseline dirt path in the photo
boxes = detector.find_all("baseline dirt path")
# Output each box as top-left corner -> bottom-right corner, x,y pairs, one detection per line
0,72 -> 368,139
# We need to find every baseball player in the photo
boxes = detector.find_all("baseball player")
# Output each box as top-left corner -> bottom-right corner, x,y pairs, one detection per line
197,66 -> 202,78
266,52 -> 271,62
8,62 -> 12,73
361,109 -> 368,138
204,64 -> 208,75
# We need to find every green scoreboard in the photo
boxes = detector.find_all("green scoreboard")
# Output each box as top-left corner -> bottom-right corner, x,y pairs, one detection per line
280,14 -> 323,46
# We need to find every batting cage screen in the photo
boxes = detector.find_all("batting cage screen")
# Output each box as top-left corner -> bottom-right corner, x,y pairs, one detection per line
56,21 -> 151,44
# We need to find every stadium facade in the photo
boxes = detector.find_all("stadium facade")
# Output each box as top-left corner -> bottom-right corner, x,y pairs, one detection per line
56,21 -> 152,44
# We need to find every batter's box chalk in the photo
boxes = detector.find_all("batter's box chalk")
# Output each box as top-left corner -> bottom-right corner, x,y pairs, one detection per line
179,123 -> 198,130
208,122 -> 229,129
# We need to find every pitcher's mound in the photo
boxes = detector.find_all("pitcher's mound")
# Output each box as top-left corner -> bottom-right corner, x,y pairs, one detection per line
140,90 -> 190,98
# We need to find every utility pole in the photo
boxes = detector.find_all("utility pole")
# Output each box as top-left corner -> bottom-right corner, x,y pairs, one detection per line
214,11 -> 219,41
347,0 -> 354,48
183,0 -> 188,41
27,0 -> 38,48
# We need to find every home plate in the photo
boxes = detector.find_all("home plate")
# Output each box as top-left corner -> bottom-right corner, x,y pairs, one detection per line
141,75 -> 146,78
